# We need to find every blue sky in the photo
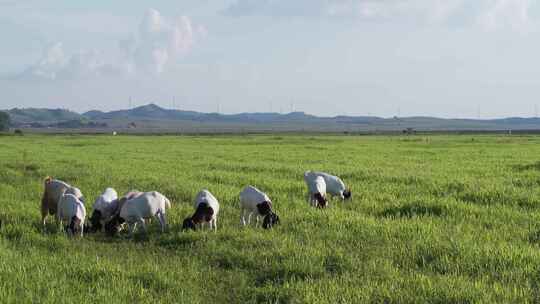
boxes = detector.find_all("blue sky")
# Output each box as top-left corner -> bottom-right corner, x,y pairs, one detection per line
1,0 -> 540,118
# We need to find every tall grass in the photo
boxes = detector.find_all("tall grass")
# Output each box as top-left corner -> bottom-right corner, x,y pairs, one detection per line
1,134 -> 540,303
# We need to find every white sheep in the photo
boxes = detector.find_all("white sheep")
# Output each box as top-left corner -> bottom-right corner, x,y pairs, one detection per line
239,185 -> 280,229
57,193 -> 86,236
40,176 -> 85,228
105,191 -> 171,236
304,172 -> 328,208
182,189 -> 220,232
88,187 -> 118,232
306,171 -> 351,200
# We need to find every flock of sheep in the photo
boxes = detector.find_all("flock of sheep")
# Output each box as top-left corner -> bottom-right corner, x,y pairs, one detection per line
39,171 -> 352,237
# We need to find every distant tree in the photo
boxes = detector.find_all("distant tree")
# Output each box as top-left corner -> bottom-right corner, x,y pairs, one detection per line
0,111 -> 10,131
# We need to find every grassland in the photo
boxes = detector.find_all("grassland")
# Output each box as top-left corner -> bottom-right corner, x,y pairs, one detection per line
1,134 -> 540,303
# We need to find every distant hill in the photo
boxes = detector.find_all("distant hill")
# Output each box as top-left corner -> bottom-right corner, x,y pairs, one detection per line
7,108 -> 82,124
82,104 -> 352,124
4,103 -> 540,132
3,108 -> 107,129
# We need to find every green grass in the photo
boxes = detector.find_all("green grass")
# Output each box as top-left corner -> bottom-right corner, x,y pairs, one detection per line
2,134 -> 540,303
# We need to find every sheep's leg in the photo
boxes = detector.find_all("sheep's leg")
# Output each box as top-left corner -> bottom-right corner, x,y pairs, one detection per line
208,218 -> 214,231
212,217 -> 217,232
241,209 -> 247,226
128,218 -> 145,236
80,220 -> 84,237
255,215 -> 260,227
138,218 -> 147,234
156,211 -> 167,233
127,222 -> 136,236
41,194 -> 49,230
55,214 -> 62,233
247,212 -> 253,225
41,213 -> 47,230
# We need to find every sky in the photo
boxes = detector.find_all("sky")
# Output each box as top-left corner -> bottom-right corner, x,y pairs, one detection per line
1,0 -> 540,118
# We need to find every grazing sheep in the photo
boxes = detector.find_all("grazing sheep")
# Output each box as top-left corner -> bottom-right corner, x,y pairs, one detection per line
306,171 -> 351,200
105,191 -> 170,236
57,193 -> 86,236
304,172 -> 328,208
88,188 -> 118,232
40,177 -> 85,228
182,189 -> 220,232
239,185 -> 280,229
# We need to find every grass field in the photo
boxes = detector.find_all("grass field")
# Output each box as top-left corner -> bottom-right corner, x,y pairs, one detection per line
2,134 -> 540,303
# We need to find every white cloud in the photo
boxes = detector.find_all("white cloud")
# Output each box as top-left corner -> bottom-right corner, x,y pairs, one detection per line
18,9 -> 205,80
19,43 -> 132,81
477,0 -> 533,31
224,0 -> 536,30
123,9 -> 204,74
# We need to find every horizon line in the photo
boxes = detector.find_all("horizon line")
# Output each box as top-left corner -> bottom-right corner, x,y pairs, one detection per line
4,103 -> 540,121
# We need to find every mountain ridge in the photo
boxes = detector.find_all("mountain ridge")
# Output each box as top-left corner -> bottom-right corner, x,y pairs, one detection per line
4,103 -> 540,131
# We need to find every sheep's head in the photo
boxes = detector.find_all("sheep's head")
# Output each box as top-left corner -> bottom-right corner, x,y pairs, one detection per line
67,216 -> 82,236
343,189 -> 352,200
192,203 -> 213,223
262,212 -> 280,229
182,217 -> 196,231
88,210 -> 103,233
104,215 -> 124,236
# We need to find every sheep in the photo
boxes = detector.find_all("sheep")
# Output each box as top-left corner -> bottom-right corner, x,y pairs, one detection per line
306,171 -> 351,200
105,191 -> 170,236
99,190 -> 143,233
88,187 -> 118,232
182,189 -> 220,232
40,177 -> 85,228
57,193 -> 86,237
304,172 -> 328,208
115,190 -> 143,211
239,185 -> 280,229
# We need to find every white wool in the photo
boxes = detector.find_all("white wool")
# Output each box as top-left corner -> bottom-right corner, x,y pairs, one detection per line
119,191 -> 170,234
93,187 -> 119,220
239,185 -> 271,211
239,185 -> 272,226
306,171 -> 347,198
304,173 -> 327,195
57,193 -> 86,236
